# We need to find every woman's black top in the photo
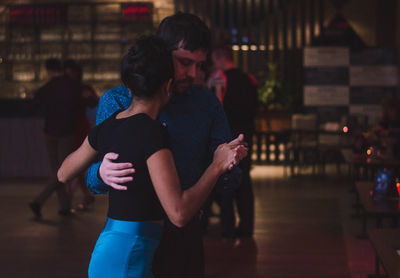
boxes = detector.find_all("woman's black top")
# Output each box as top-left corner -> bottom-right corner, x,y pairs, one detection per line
88,112 -> 171,221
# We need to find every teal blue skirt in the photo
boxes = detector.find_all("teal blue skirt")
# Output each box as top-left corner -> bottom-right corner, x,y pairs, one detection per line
88,218 -> 163,278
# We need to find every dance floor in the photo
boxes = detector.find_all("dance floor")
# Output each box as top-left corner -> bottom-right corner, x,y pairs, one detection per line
0,166 -> 377,278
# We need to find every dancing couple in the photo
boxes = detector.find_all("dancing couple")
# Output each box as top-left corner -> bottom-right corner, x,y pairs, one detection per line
58,13 -> 247,278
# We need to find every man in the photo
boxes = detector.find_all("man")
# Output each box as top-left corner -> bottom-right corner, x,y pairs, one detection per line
210,46 -> 258,238
29,58 -> 81,218
85,13 -> 243,278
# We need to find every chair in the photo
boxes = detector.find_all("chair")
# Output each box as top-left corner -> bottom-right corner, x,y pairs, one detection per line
287,114 -> 319,176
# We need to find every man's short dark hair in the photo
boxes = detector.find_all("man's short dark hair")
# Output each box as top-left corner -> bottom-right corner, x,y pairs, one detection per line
157,12 -> 211,52
45,58 -> 62,72
121,35 -> 174,99
63,59 -> 83,81
213,46 -> 233,61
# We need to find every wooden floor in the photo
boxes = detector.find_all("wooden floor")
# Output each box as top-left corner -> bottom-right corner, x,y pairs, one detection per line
0,166 -> 378,278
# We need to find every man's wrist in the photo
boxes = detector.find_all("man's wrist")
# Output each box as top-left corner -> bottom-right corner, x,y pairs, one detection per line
86,161 -> 109,194
97,164 -> 103,183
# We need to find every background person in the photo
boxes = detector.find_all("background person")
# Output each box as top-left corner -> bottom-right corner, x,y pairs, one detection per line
29,58 -> 81,218
210,45 -> 259,238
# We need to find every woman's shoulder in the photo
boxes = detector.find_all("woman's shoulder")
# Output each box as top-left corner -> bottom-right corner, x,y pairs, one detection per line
145,116 -> 168,134
122,113 -> 167,136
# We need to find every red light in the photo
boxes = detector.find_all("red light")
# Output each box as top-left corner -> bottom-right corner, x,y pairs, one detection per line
397,183 -> 400,197
343,126 -> 349,133
123,7 -> 151,15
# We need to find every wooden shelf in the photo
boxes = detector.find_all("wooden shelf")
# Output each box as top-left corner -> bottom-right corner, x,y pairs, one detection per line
0,2 -> 156,97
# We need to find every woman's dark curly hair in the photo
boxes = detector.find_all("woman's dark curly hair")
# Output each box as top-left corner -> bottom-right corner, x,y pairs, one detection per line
121,35 -> 174,99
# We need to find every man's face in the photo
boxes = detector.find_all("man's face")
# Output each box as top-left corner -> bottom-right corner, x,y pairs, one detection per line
172,48 -> 207,94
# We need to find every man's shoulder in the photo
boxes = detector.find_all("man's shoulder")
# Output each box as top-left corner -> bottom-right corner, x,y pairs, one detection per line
96,85 -> 131,125
100,85 -> 130,102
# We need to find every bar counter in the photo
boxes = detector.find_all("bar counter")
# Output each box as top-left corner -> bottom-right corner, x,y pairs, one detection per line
0,99 -> 51,177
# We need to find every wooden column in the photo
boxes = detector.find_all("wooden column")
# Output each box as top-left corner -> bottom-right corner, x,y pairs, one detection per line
219,0 -> 226,44
183,0 -> 189,13
237,0 -> 243,69
318,0 -> 324,37
282,3 -> 288,83
310,0 -> 315,44
291,1 -> 298,93
211,0 -> 217,47
300,0 -> 306,47
255,0 -> 262,73
175,0 -> 180,13
272,1 -> 279,64
264,0 -> 270,67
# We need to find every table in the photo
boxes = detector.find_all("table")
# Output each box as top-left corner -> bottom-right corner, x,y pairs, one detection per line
0,117 -> 51,177
355,182 -> 400,237
350,155 -> 400,181
368,228 -> 400,278
286,128 -> 351,176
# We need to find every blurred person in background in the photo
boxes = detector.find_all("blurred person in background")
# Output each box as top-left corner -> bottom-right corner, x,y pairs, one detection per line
63,59 -> 98,210
29,58 -> 81,218
209,45 -> 258,238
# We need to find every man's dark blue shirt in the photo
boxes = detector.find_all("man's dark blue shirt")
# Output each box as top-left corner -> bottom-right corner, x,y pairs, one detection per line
86,85 -> 240,193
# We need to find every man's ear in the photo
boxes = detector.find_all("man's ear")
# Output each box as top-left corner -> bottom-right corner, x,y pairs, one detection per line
165,78 -> 173,95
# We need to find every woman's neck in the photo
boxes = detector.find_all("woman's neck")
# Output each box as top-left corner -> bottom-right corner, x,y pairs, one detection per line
117,97 -> 161,120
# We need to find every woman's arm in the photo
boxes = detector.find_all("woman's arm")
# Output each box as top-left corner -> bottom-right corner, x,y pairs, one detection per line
58,137 -> 98,184
148,141 -> 243,228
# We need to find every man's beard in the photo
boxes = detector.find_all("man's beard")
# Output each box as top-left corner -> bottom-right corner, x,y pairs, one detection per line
172,77 -> 194,94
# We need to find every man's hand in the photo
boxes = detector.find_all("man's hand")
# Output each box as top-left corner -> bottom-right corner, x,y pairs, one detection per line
227,134 -> 249,161
99,153 -> 136,191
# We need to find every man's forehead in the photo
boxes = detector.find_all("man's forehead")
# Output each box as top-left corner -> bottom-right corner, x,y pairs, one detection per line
172,48 -> 207,62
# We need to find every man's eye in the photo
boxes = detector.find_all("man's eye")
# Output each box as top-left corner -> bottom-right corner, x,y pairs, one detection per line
180,60 -> 192,66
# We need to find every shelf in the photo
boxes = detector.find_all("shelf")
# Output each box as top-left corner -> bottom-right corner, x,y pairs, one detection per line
0,1 -> 158,99
7,39 -> 133,44
71,58 -> 121,61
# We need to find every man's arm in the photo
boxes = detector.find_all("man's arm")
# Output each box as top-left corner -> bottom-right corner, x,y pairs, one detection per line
85,86 -> 132,194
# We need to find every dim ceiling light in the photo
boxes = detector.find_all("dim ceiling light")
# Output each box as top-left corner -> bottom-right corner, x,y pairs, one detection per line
0,57 -> 2,64
241,45 -> 249,51
250,45 -> 257,51
232,45 -> 240,51
259,45 -> 266,51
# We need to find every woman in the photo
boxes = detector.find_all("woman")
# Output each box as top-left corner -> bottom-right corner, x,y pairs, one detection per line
57,36 -> 246,278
